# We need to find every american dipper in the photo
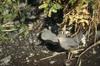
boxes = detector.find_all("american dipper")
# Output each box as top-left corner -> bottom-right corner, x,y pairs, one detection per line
41,28 -> 83,50
58,34 -> 81,50
41,28 -> 58,43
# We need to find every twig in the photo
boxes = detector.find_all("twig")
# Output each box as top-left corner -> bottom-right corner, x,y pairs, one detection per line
77,40 -> 100,65
39,52 -> 65,61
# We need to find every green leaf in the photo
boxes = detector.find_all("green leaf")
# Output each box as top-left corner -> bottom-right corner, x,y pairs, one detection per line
69,0 -> 76,5
50,6 -> 57,13
48,9 -> 52,17
39,3 -> 48,9
55,3 -> 62,9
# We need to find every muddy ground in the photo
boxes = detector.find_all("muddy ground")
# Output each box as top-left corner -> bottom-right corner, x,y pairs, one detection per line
0,1 -> 100,66
0,29 -> 100,66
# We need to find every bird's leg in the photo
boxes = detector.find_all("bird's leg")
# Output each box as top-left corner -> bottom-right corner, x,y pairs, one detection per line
65,51 -> 76,66
68,52 -> 71,60
67,51 -> 74,60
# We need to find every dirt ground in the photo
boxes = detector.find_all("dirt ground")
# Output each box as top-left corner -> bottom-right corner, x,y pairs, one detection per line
0,30 -> 100,66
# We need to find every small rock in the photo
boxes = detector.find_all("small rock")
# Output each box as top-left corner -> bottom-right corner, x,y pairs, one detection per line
41,50 -> 49,54
0,55 -> 11,65
49,60 -> 56,64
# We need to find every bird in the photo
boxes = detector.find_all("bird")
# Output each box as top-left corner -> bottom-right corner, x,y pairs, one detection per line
41,28 -> 84,50
41,28 -> 58,43
58,30 -> 84,49
57,34 -> 80,50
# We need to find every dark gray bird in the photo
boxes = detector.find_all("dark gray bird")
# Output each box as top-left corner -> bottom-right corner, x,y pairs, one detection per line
41,28 -> 83,50
58,34 -> 80,50
41,28 -> 58,43
58,30 -> 84,50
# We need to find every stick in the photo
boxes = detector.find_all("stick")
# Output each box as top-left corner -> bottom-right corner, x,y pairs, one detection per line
39,52 -> 66,61
77,40 -> 100,65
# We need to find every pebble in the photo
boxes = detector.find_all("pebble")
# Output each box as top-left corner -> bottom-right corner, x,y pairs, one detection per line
0,55 -> 11,65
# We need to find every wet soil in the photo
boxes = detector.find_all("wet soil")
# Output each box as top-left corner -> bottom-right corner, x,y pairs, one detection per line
0,30 -> 100,66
